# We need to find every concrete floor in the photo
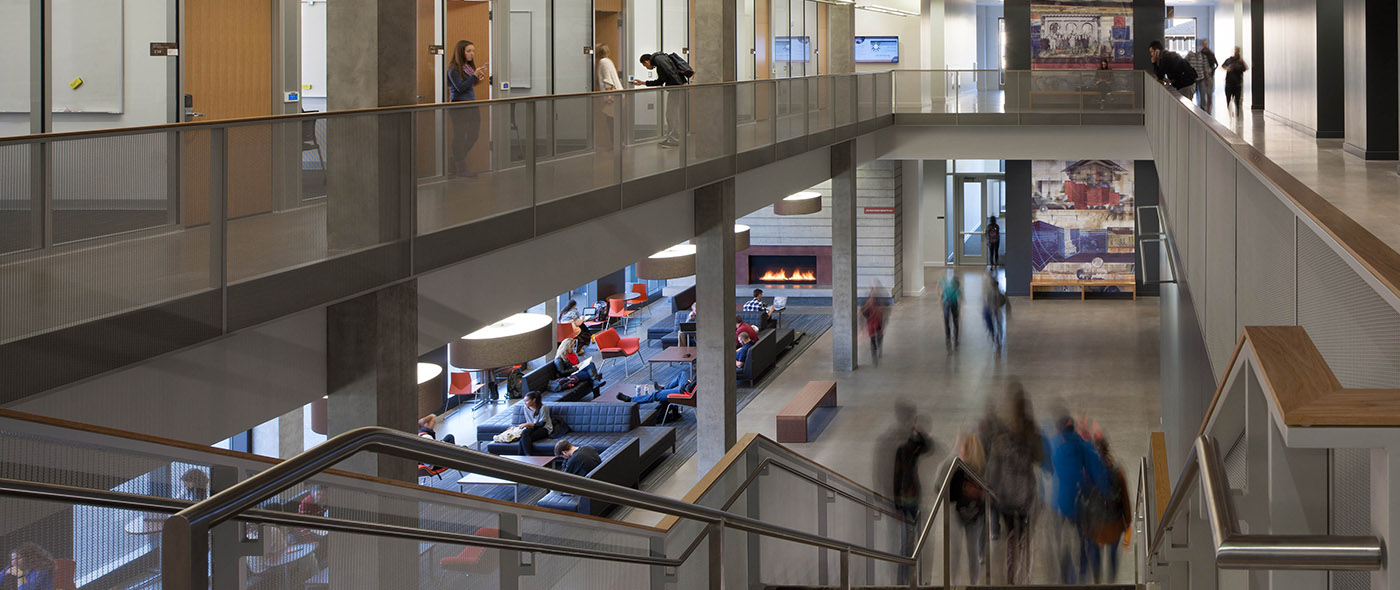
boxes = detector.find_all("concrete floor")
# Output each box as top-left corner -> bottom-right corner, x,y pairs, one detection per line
626,267 -> 1161,585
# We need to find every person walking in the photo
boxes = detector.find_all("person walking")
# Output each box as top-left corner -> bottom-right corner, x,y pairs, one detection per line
1089,437 -> 1132,583
891,417 -> 930,584
940,273 -> 962,348
950,431 -> 989,585
632,52 -> 693,148
986,216 -> 1001,267
860,286 -> 887,365
983,384 -> 1044,585
446,40 -> 488,178
595,44 -> 624,150
982,270 -> 1009,350
1048,415 -> 1113,584
1149,40 -> 1197,98
1184,41 -> 1216,112
1221,47 -> 1249,118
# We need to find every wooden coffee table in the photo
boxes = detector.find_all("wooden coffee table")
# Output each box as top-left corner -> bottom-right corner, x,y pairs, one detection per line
646,346 -> 696,381
456,455 -> 557,501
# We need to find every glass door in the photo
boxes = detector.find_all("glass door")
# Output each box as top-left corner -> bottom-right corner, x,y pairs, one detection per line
954,176 -> 986,266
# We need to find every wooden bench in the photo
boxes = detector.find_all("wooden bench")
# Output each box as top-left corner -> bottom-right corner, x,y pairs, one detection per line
1030,279 -> 1136,300
777,381 -> 837,443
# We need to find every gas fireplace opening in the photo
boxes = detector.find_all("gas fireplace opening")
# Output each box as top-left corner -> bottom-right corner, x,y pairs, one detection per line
750,255 -> 819,285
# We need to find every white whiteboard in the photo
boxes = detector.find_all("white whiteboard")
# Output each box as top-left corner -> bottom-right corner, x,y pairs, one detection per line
52,0 -> 125,113
0,0 -> 32,112
509,10 -> 532,89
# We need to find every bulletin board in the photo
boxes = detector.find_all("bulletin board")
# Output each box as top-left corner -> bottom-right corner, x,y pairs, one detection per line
50,0 -> 126,113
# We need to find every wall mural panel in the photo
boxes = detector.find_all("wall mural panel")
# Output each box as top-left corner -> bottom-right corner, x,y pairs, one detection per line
1032,160 -> 1135,283
1031,0 -> 1134,69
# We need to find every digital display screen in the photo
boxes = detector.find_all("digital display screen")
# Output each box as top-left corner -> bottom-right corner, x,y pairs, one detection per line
774,36 -> 811,62
854,36 -> 900,63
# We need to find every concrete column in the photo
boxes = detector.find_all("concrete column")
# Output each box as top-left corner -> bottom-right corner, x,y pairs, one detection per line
1341,0 -> 1399,160
693,0 -> 737,83
278,406 -> 305,458
326,0 -> 416,252
831,141 -> 857,371
827,5 -> 854,74
1004,160 -> 1032,296
1250,0 -> 1265,110
902,162 -> 926,297
695,179 -> 737,476
326,280 -> 419,480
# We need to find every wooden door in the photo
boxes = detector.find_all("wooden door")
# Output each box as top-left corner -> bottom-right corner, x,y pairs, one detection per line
445,0 -> 492,172
181,0 -> 275,226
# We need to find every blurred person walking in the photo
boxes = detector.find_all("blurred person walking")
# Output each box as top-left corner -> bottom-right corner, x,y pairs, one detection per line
982,270 -> 1009,350
595,44 -> 624,150
1049,415 -> 1113,584
861,286 -> 888,366
940,273 -> 962,348
949,431 -> 989,585
984,384 -> 1044,584
890,408 -> 930,584
1088,437 -> 1132,582
986,216 -> 1001,267
1221,48 -> 1249,118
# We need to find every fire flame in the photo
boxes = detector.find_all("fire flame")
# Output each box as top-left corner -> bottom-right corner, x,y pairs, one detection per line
759,268 -> 817,282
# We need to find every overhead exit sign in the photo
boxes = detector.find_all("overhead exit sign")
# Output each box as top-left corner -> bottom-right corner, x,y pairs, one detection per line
863,206 -> 895,214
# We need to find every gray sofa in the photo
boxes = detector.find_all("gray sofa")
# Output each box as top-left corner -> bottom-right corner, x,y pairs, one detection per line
475,402 -> 676,472
524,362 -> 596,402
736,329 -> 778,385
536,438 -> 640,516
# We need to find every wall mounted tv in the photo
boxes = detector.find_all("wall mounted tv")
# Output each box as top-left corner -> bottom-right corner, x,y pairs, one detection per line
854,36 -> 900,63
774,36 -> 811,62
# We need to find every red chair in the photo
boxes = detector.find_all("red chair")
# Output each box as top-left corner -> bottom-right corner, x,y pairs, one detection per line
593,328 -> 643,376
448,370 -> 481,407
607,298 -> 637,331
440,527 -> 500,575
664,388 -> 696,425
557,322 -> 580,342
626,282 -> 648,314
53,559 -> 76,590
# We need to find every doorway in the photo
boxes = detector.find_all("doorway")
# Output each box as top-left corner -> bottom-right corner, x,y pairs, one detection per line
180,0 -> 277,226
952,173 -> 1006,266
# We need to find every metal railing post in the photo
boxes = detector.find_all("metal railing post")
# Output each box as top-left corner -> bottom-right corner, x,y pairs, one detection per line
209,127 -> 228,330
839,548 -> 851,590
942,497 -> 951,590
161,515 -> 208,590
984,492 -> 993,584
707,522 -> 724,590
524,101 -> 537,237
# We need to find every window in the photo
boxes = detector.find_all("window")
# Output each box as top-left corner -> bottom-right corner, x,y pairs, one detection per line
1165,17 -> 1197,54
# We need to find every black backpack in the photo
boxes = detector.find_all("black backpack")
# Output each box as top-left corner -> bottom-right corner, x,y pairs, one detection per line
666,52 -> 695,80
505,367 -> 525,399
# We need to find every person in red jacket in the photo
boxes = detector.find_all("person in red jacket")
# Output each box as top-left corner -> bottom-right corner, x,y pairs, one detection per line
735,314 -> 758,345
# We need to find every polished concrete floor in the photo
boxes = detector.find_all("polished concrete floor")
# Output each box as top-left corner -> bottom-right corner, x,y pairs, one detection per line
1201,90 -> 1400,255
625,267 -> 1161,585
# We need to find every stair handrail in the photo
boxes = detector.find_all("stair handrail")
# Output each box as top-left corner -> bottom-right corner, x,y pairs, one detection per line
1145,435 -> 1382,570
908,456 -> 998,587
159,426 -> 915,590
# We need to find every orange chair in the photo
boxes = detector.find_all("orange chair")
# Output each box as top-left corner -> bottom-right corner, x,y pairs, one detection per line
593,328 -> 643,376
448,370 -> 481,406
53,559 -> 76,590
607,298 -> 637,332
557,322 -> 580,342
626,282 -> 648,314
663,388 -> 696,424
441,527 -> 501,574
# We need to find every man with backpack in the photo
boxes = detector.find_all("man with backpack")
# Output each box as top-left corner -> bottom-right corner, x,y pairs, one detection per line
1049,415 -> 1113,584
633,52 -> 695,148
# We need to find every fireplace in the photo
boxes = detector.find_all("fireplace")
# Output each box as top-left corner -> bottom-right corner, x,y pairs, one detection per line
749,255 -> 819,285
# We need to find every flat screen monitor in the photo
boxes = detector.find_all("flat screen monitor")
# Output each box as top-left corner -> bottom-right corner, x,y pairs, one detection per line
854,36 -> 900,63
774,36 -> 811,62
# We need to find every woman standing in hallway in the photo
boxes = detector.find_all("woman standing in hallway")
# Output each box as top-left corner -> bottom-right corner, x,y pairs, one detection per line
595,44 -> 624,150
1221,47 -> 1248,119
447,40 -> 489,177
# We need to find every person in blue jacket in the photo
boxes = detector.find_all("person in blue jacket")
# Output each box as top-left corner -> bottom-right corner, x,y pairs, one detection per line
446,40 -> 489,177
1049,415 -> 1112,584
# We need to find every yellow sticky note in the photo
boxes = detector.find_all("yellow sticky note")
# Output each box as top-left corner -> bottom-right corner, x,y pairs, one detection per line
301,84 -> 312,90
69,77 -> 83,89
